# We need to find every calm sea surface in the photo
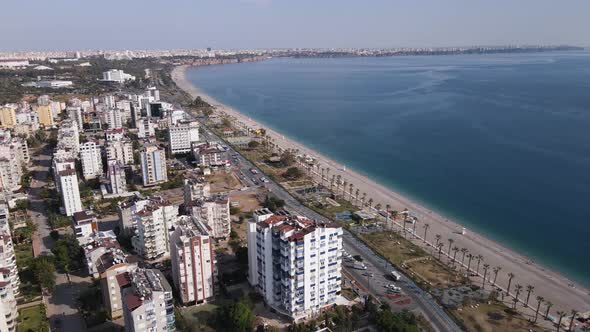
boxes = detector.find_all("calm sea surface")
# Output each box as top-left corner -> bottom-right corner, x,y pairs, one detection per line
187,52 -> 590,286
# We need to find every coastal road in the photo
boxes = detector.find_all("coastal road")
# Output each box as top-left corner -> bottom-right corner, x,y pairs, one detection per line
198,124 -> 461,332
27,144 -> 87,332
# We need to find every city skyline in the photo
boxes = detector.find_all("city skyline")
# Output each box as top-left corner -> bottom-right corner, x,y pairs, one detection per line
1,0 -> 590,51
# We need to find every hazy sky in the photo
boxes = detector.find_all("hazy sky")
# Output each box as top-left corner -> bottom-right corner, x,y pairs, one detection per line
1,0 -> 589,51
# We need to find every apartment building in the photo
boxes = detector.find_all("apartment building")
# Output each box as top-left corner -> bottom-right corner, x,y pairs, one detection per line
186,196 -> 230,239
105,139 -> 134,165
192,142 -> 226,167
80,141 -> 103,180
56,119 -> 80,154
247,215 -> 343,320
0,205 -> 20,298
66,105 -> 83,128
168,120 -> 199,154
105,128 -> 125,142
0,106 -> 17,128
136,118 -> 155,138
103,69 -> 136,83
183,174 -> 211,203
107,160 -> 127,195
169,216 -> 215,305
131,198 -> 177,260
122,269 -> 175,332
72,210 -> 98,244
0,131 -> 29,192
55,167 -> 83,216
35,104 -> 54,127
105,108 -> 123,129
0,266 -> 18,332
140,144 -> 168,187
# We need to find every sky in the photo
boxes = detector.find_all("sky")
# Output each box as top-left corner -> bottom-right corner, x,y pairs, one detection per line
1,0 -> 589,51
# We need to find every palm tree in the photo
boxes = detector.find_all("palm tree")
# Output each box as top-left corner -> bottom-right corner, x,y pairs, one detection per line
435,234 -> 441,247
514,284 -> 523,305
368,198 -> 374,208
556,311 -> 566,332
447,238 -> 454,256
534,296 -> 544,323
512,297 -> 519,309
330,175 -> 336,191
342,180 -> 348,199
492,267 -> 501,286
545,301 -> 553,319
354,189 -> 360,206
452,246 -> 459,264
412,218 -> 418,237
506,272 -> 515,296
460,248 -> 468,265
361,192 -> 367,207
423,224 -> 430,244
325,167 -> 331,185
437,243 -> 444,260
466,253 -> 473,272
482,264 -> 490,288
375,203 -> 382,212
335,175 -> 342,196
569,310 -> 578,332
349,183 -> 354,201
525,285 -> 534,307
476,255 -> 483,275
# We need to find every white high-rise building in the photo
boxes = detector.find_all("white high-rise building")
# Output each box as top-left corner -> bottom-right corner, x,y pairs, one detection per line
0,131 -> 29,192
169,216 -> 215,305
0,204 -> 21,299
122,269 -> 175,332
145,87 -> 160,101
66,106 -> 83,128
186,196 -> 230,239
140,144 -> 167,186
105,140 -> 134,166
55,166 -> 83,216
0,264 -> 18,332
105,108 -> 123,129
56,119 -> 80,154
136,118 -> 155,138
107,160 -> 127,195
168,120 -> 199,155
80,141 -> 103,179
102,69 -> 136,83
131,198 -> 177,260
183,175 -> 210,203
247,214 -> 343,320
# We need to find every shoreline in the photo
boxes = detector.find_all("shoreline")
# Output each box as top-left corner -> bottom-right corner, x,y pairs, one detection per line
172,64 -> 590,315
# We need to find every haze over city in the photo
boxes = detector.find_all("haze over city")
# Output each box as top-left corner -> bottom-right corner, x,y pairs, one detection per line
1,0 -> 590,50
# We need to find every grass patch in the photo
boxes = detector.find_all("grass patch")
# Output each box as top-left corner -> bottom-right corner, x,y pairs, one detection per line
451,302 -> 545,332
17,304 -> 48,332
179,303 -> 219,332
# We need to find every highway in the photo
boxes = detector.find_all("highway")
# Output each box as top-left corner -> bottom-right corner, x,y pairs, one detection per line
199,126 -> 462,332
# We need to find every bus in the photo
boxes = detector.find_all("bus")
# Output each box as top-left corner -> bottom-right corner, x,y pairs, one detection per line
390,271 -> 402,281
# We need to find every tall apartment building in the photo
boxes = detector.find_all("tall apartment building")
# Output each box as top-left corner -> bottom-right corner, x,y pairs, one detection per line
0,266 -> 18,332
0,131 -> 29,192
35,104 -> 54,127
169,216 -> 215,305
66,106 -> 83,128
168,120 -> 199,154
80,141 -> 103,180
122,269 -> 175,332
186,196 -> 230,239
56,119 -> 80,154
55,167 -> 83,216
107,160 -> 127,195
183,174 -> 210,202
72,210 -> 98,244
0,205 -> 20,298
105,108 -> 123,129
140,145 -> 167,187
131,198 -> 177,260
0,106 -> 17,128
136,118 -> 155,138
246,215 -> 343,320
105,139 -> 134,165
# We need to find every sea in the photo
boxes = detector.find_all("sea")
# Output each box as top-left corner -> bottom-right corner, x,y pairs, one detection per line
186,51 -> 590,286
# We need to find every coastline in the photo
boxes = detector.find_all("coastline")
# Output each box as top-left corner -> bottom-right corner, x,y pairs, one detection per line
172,65 -> 590,315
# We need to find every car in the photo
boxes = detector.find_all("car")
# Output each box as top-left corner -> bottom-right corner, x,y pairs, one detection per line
362,272 -> 374,277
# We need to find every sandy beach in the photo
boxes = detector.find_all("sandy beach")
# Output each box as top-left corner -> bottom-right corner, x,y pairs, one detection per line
172,65 -> 590,319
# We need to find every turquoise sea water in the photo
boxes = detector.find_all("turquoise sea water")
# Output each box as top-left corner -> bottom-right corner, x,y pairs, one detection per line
186,52 -> 590,286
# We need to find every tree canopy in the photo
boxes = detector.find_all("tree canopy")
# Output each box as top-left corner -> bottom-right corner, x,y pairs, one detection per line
215,299 -> 255,332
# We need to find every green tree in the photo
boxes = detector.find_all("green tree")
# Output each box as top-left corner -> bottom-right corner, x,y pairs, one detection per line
247,140 -> 260,149
284,167 -> 303,180
216,299 -> 255,332
32,256 -> 56,293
